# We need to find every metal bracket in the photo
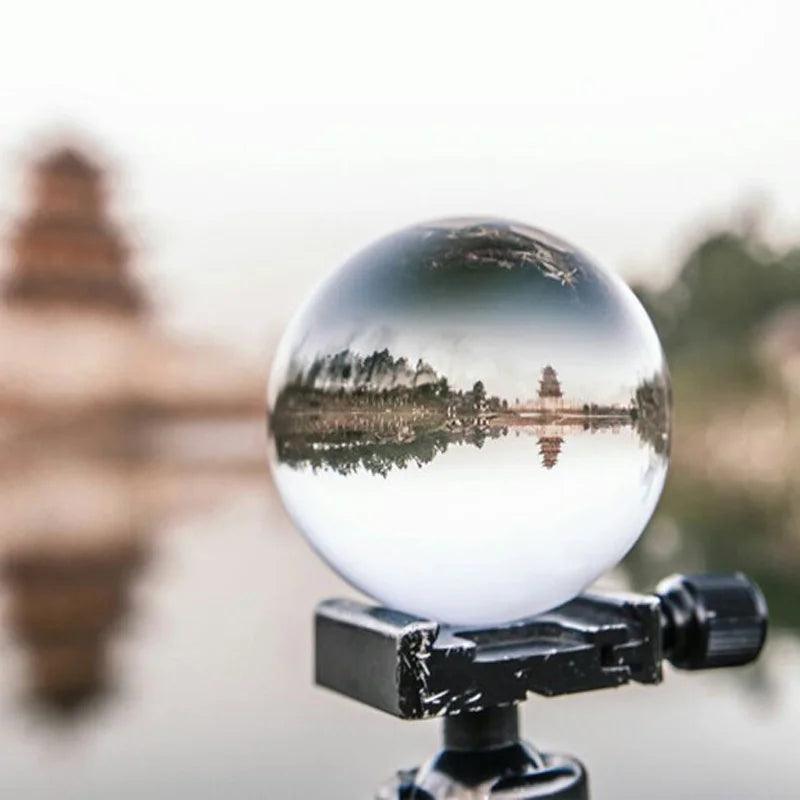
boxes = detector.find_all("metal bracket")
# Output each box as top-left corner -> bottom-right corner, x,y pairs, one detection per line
315,592 -> 662,720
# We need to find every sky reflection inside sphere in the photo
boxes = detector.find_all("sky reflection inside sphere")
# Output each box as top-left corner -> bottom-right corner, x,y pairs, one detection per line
267,219 -> 671,625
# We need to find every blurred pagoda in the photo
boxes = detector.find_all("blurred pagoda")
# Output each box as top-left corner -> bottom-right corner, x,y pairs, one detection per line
4,147 -> 145,315
0,138 -> 266,721
0,139 -> 263,420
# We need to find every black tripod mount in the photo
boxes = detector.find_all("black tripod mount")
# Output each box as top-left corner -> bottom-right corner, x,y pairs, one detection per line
314,572 -> 768,799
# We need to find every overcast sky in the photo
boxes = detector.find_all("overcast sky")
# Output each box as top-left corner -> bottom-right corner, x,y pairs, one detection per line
1,1 -> 799,355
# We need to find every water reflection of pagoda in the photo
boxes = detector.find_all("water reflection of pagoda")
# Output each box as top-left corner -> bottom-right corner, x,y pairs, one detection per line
0,139 -> 265,720
537,435 -> 563,469
2,536 -> 146,715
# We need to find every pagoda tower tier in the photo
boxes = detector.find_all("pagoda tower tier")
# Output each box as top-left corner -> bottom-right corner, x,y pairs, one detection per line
3,146 -> 145,315
538,364 -> 563,399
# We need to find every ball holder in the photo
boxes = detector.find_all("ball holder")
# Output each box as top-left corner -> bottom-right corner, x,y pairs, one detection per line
315,572 -> 768,799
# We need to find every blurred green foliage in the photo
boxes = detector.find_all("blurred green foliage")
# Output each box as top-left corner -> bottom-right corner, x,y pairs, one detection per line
637,230 -> 800,398
627,225 -> 800,631
639,231 -> 800,352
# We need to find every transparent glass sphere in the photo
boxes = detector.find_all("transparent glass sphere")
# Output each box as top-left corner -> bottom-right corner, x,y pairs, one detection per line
267,219 -> 671,625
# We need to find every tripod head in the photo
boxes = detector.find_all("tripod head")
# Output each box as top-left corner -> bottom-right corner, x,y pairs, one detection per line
315,573 -> 767,798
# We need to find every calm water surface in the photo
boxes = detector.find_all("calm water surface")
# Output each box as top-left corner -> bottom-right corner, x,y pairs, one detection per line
0,485 -> 797,799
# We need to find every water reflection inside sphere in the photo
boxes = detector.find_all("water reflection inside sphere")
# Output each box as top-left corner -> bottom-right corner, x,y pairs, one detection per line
268,219 -> 671,625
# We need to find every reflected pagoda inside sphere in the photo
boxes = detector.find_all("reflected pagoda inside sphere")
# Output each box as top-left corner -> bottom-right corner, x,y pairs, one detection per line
267,219 -> 671,625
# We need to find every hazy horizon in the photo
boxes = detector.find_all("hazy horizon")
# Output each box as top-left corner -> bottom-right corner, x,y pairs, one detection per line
2,2 -> 799,358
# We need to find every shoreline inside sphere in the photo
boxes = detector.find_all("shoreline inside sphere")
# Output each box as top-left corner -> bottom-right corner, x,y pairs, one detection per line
267,218 -> 671,625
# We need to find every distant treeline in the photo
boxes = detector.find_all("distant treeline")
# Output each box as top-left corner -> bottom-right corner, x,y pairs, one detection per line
635,225 -> 800,384
629,221 -> 800,630
282,348 -> 505,412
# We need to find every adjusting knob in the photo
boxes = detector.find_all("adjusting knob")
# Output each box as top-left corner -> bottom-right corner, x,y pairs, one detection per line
656,572 -> 768,670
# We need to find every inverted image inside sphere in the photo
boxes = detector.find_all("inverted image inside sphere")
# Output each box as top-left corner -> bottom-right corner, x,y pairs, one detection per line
267,218 -> 671,626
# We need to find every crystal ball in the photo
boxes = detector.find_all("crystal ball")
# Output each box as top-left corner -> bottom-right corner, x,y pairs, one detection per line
267,218 -> 671,625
